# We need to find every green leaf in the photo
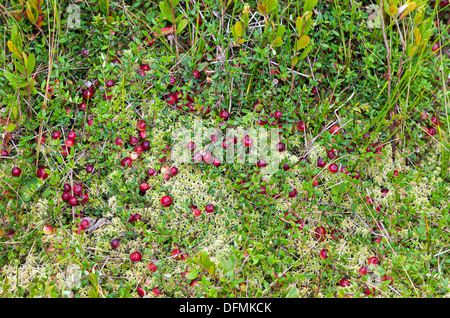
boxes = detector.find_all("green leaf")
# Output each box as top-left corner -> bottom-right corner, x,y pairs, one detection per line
14,60 -> 26,75
267,0 -> 278,12
5,123 -> 17,132
272,36 -> 282,47
177,18 -> 188,34
27,53 -> 35,75
285,285 -> 299,298
276,25 -> 285,37
160,0 -> 174,23
186,271 -> 199,280
304,0 -> 319,12
296,17 -> 303,35
99,0 -> 107,14
299,44 -> 313,60
3,71 -> 17,86
297,35 -> 310,50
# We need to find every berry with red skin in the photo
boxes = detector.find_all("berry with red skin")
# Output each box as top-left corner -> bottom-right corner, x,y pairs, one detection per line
65,139 -> 74,148
153,288 -> 162,296
366,196 -> 374,204
193,70 -> 201,79
282,162 -> 290,171
327,149 -> 337,160
427,127 -> 437,137
147,263 -> 158,273
68,196 -> 79,206
11,167 -> 21,177
67,131 -> 76,140
331,230 -> 343,241
194,15 -> 202,26
346,143 -> 356,153
82,87 -> 95,100
115,137 -> 123,146
350,171 -> 360,179
254,102 -> 263,112
278,142 -> 286,152
73,184 -> 83,196
111,239 -> 120,249
37,167 -> 49,179
161,196 -> 172,207
381,188 -> 389,195
382,275 -> 393,285
171,249 -> 182,260
311,86 -> 318,96
205,204 -> 215,213
317,157 -> 327,168
339,279 -> 350,287
312,178 -> 319,187
80,219 -> 89,228
139,183 -> 150,193
242,135 -> 253,147
315,226 -> 326,240
330,125 -> 341,135
170,167 -> 178,176
186,142 -> 195,152
75,224 -> 85,234
137,120 -> 147,131
130,251 -> 142,262
133,213 -> 142,221
163,173 -> 171,181
141,140 -> 151,151
63,183 -> 71,192
296,121 -> 306,131
431,115 -> 440,126
273,110 -> 283,120
368,256 -> 380,265
80,192 -> 89,204
340,166 -> 348,174
86,165 -> 94,173
60,146 -> 69,157
328,163 -> 338,173
166,94 -> 176,105
359,267 -> 368,275
137,70 -> 146,77
140,64 -> 150,71
79,102 -> 87,111
193,152 -> 203,163
213,157 -> 221,167
288,188 -> 297,198
134,145 -> 144,154
319,249 -> 328,260
220,110 -> 230,120
432,43 -> 440,52
121,158 -> 132,168
147,168 -> 156,176
174,91 -> 185,101
258,186 -> 266,194
257,159 -> 267,168
51,131 -> 61,140
373,237 -> 382,244
193,208 -> 202,217
393,170 -> 399,177
364,287 -> 375,295
61,192 -> 70,202
258,116 -> 268,125
440,0 -> 450,8
137,287 -> 145,297
129,136 -> 139,145
203,151 -> 214,164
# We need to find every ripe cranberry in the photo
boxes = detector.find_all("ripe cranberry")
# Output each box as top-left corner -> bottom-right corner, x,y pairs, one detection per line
193,70 -> 201,79
315,226 -> 326,240
111,239 -> 120,249
193,208 -> 202,217
346,143 -> 356,153
134,145 -> 144,154
317,157 -> 326,168
140,64 -> 150,71
258,116 -> 268,125
202,151 -> 213,164
358,267 -> 368,275
67,131 -> 76,140
330,125 -> 341,135
141,140 -> 151,151
51,131 -> 61,140
381,188 -> 389,195
393,170 -> 399,177
80,192 -> 89,204
140,183 -> 150,193
431,115 -> 440,126
319,249 -> 328,260
170,167 -> 178,176
68,196 -> 79,206
186,142 -> 195,152
166,94 -> 176,105
79,102 -> 87,111
73,184 -> 83,196
432,43 -> 440,52
257,159 -> 267,168
129,136 -> 139,145
242,135 -> 253,147
163,173 -> 171,181
288,188 -> 297,198
137,120 -> 147,131
87,119 -> 94,127
193,152 -> 203,163
161,195 -> 173,207
105,80 -> 114,87
220,110 -> 230,120
427,127 -> 437,136
213,158 -> 221,167
171,249 -> 182,260
115,137 -> 123,146
61,192 -> 70,201
282,162 -> 290,171
373,237 -> 382,244
11,167 -> 21,177
65,139 -> 74,147
37,167 -> 49,179
153,287 -> 162,296
328,163 -> 338,173
86,165 -> 94,173
80,219 -> 89,228
63,183 -> 71,192
296,121 -> 306,131
121,158 -> 132,167
312,178 -> 319,187
339,279 -> 350,287
368,256 -> 380,265
254,102 -> 263,112
440,0 -> 449,8
205,204 -> 215,213
350,171 -> 360,179
327,149 -> 337,160
137,287 -> 145,297
364,287 -> 375,295
195,15 -> 202,26
273,110 -> 283,120
60,146 -> 69,157
331,230 -> 342,241
147,168 -> 156,176
311,86 -> 318,96
133,213 -> 142,221
130,251 -> 142,262
278,142 -> 286,152
382,275 -> 393,285
82,88 -> 95,100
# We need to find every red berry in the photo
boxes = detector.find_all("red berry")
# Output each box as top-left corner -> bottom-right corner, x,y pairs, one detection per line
364,286 -> 375,295
242,135 -> 253,147
257,159 -> 267,168
73,184 -> 83,196
121,158 -> 132,167
111,239 -> 120,249
205,204 -> 215,213
213,157 -> 221,167
51,131 -> 61,140
382,275 -> 393,285
61,192 -> 70,202
166,94 -> 176,105
330,125 -> 341,135
129,136 -> 139,145
130,251 -> 142,262
67,131 -> 76,140
68,196 -> 78,206
220,110 -> 230,120
79,102 -> 87,111
432,43 -> 440,52
161,195 -> 173,207
317,157 -> 327,168
273,110 -> 283,120
86,165 -> 94,173
153,287 -> 162,296
193,70 -> 201,79
140,64 -> 150,71
339,279 -> 350,287
106,80 -> 114,87
368,256 -> 380,265
115,137 -> 123,146
140,183 -> 150,193
278,142 -> 286,152
296,121 -> 306,131
359,267 -> 368,275
171,249 -> 182,260
170,167 -> 178,176
328,163 -> 338,173
11,167 -> 21,177
148,263 -> 157,272
81,219 -> 89,228
137,287 -> 145,297
193,208 -> 202,217
319,249 -> 328,260
147,168 -> 156,176
315,226 -> 326,240
141,140 -> 151,150
288,188 -> 297,198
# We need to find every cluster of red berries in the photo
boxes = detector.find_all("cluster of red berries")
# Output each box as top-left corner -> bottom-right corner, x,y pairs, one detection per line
190,203 -> 215,217
75,219 -> 89,235
61,183 -> 89,207
120,120 -> 151,168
